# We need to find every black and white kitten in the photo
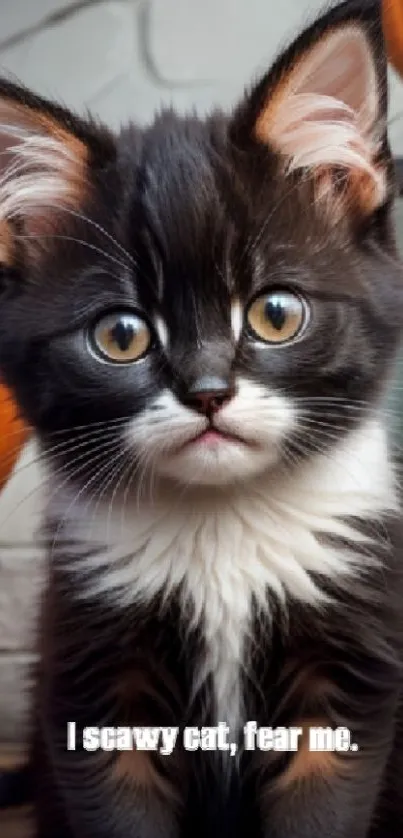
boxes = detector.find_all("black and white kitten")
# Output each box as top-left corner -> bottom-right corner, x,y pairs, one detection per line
1,1 -> 403,836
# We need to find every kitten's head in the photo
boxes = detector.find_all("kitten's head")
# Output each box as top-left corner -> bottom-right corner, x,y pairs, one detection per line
0,0 -> 401,491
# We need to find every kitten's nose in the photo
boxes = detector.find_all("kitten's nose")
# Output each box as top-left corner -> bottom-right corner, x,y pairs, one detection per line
184,376 -> 235,416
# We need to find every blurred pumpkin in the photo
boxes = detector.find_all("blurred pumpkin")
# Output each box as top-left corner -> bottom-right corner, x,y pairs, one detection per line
383,0 -> 403,77
0,384 -> 28,490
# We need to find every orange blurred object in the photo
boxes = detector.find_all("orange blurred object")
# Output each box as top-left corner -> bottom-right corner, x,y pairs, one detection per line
383,0 -> 403,78
0,384 -> 28,490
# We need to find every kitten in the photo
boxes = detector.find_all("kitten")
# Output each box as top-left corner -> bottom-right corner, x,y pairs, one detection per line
1,0 -> 403,836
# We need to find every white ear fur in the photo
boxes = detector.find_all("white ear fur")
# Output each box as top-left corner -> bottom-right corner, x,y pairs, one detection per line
0,99 -> 87,260
255,26 -> 386,214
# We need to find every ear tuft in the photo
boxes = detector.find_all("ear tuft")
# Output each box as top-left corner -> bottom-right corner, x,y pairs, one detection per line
250,14 -> 390,221
0,83 -> 102,266
0,102 -> 88,243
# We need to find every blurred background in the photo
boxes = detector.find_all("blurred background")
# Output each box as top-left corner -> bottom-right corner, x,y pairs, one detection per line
0,0 -> 403,753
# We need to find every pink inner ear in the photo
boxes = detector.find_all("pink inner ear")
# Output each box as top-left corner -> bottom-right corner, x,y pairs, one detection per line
293,27 -> 378,130
257,26 -> 386,208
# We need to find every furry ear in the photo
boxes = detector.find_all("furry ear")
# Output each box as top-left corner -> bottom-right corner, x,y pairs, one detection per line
0,80 -> 114,266
233,0 -> 391,220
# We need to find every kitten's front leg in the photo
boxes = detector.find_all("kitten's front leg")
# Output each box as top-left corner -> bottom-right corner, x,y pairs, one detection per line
32,677 -> 185,838
256,722 -> 393,838
33,729 -> 182,838
32,581 -> 186,838
35,736 -> 179,838
253,667 -> 399,838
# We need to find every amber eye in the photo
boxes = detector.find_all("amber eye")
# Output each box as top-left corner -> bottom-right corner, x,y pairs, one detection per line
246,289 -> 308,345
90,312 -> 152,364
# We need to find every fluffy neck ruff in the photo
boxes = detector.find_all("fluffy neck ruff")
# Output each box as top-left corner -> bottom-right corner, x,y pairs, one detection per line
48,418 -> 397,729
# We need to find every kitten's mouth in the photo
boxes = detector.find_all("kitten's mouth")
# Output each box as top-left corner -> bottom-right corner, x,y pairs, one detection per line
181,426 -> 252,450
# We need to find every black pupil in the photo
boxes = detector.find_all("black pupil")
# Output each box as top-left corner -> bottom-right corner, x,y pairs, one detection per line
265,297 -> 287,331
110,319 -> 135,351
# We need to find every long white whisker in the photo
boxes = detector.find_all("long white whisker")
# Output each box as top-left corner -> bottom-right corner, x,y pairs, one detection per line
87,448 -> 131,542
105,449 -> 142,542
55,207 -> 137,269
16,233 -> 130,273
50,444 -> 129,556
2,423 -> 126,487
120,455 -> 145,534
0,433 -> 123,533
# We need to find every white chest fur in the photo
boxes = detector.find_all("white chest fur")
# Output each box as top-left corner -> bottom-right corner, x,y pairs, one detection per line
52,419 -> 397,730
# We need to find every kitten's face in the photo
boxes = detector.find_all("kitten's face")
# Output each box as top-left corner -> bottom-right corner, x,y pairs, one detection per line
0,0 -> 402,493
2,115 -> 400,492
80,122 -> 396,489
